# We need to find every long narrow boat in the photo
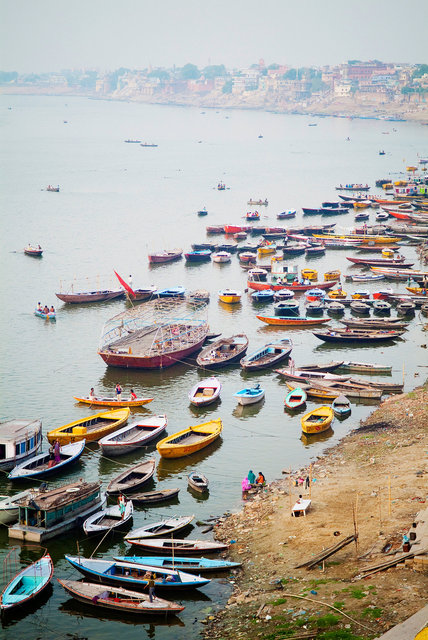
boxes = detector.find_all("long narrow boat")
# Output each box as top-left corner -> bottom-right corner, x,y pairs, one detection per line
240,339 -> 293,370
8,441 -> 85,480
284,387 -> 307,410
196,335 -> 248,368
346,257 -> 413,268
114,556 -> 241,574
298,361 -> 344,372
257,315 -> 330,326
332,395 -> 351,417
313,234 -> 397,245
340,319 -> 408,330
307,380 -> 384,400
0,552 -> 54,614
148,249 -> 183,264
125,538 -> 229,555
106,459 -> 156,494
187,471 -> 209,493
83,500 -> 134,534
127,488 -> 180,505
58,579 -> 184,615
64,556 -> 209,590
285,381 -> 382,401
337,361 -> 392,374
125,515 -> 195,541
313,329 -> 404,343
275,368 -> 349,383
188,377 -> 222,406
46,408 -> 130,445
74,395 -> 153,408
301,406 -> 334,434
55,290 -> 124,303
156,419 -> 223,459
99,416 -> 167,456
248,279 -> 337,292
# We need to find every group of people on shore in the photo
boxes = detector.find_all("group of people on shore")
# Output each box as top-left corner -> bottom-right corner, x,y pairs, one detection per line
37,302 -> 55,314
242,469 -> 266,492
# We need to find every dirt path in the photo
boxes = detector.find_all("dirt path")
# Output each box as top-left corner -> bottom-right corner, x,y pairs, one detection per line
204,383 -> 428,640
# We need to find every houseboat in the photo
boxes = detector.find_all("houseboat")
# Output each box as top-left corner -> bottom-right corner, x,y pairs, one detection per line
8,480 -> 105,543
0,420 -> 43,471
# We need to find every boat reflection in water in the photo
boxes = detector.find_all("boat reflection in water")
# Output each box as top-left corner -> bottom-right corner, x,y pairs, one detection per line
301,428 -> 335,447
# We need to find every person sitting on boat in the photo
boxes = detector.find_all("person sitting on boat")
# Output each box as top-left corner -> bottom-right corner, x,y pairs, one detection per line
89,387 -> 97,401
43,305 -> 49,314
247,470 -> 256,485
115,383 -> 122,401
129,389 -> 137,401
256,471 -> 266,485
37,302 -> 43,312
49,305 -> 55,313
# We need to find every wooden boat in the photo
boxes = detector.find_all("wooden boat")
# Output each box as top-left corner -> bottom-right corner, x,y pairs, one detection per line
197,335 -> 248,368
327,289 -> 347,299
148,249 -> 183,264
46,185 -> 60,192
248,278 -> 337,293
240,339 -> 292,370
218,289 -> 241,304
129,488 -> 180,505
47,408 -> 130,445
57,579 -> 184,615
126,538 -> 229,555
0,419 -> 42,471
124,139 -> 141,143
212,251 -> 231,263
234,385 -> 265,405
188,377 -> 222,407
74,395 -> 153,407
353,201 -> 370,209
373,300 -> 391,313
55,290 -> 124,303
24,245 -> 43,256
257,315 -> 330,326
156,419 -> 223,458
127,286 -> 157,301
64,555 -> 209,590
246,211 -> 260,220
346,257 -> 413,268
187,289 -> 210,303
301,406 -> 334,434
106,459 -> 156,494
277,210 -> 296,219
206,225 -> 225,234
115,556 -> 240,574
275,368 -> 349,383
274,300 -> 299,315
187,471 -> 209,493
315,380 -> 392,397
83,500 -> 133,534
0,490 -> 31,525
286,381 -> 381,401
313,329 -> 404,343
125,515 -> 195,540
324,270 -> 341,281
8,440 -> 85,480
298,361 -> 344,372
314,234 -> 397,245
351,290 -> 370,299
248,199 -> 268,206
197,207 -> 208,216
258,244 -> 276,256
156,286 -> 186,297
406,287 -> 428,295
224,224 -> 252,234
35,309 -> 56,320
355,212 -> 370,221
340,318 -> 407,330
397,301 -> 416,314
306,245 -> 325,256
284,387 -> 307,410
274,289 -> 295,300
99,416 -> 167,456
185,250 -> 212,262
251,289 -> 274,302
0,552 -> 53,614
326,301 -> 345,314
350,301 -> 371,314
351,274 -> 385,282
140,142 -> 158,147
301,269 -> 318,281
306,301 -> 325,315
332,395 -> 351,418
8,481 -> 104,542
336,185 -> 370,191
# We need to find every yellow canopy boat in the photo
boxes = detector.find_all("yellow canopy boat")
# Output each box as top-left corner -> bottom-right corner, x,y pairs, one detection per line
301,268 -> 318,281
47,408 -> 130,445
258,245 -> 276,256
73,396 -> 153,408
353,201 -> 369,209
324,270 -> 341,281
218,289 -> 242,304
156,419 -> 223,458
301,406 -> 334,434
328,289 -> 347,299
313,234 -> 397,245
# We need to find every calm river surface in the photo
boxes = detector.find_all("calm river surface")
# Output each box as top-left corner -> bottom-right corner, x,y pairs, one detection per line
0,95 -> 426,639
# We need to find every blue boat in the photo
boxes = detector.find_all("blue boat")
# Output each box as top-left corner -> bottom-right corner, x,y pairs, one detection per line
234,384 -> 265,406
65,555 -> 210,590
240,339 -> 293,371
114,555 -> 242,574
0,552 -> 54,613
332,394 -> 352,418
251,289 -> 275,302
156,286 -> 186,298
184,250 -> 212,262
8,440 -> 85,481
34,309 -> 56,320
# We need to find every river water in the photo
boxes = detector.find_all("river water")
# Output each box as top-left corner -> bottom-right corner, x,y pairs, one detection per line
0,95 -> 426,639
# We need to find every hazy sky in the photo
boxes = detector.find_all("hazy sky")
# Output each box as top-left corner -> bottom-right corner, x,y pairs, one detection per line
1,0 -> 427,73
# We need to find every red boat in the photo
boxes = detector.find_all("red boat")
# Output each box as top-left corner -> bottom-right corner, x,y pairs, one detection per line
346,257 -> 413,268
248,280 -> 338,292
148,249 -> 183,264
383,209 -> 412,220
56,290 -> 125,303
224,225 -> 252,234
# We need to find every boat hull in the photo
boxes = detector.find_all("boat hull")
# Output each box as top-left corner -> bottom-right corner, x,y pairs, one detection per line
46,408 -> 130,445
157,420 -> 223,459
99,335 -> 206,369
0,554 -> 53,612
257,315 -> 330,326
55,291 -> 124,303
74,396 -> 153,407
248,280 -> 337,292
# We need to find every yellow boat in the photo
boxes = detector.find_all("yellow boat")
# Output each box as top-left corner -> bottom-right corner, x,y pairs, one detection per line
406,166 -> 417,172
328,289 -> 347,299
258,245 -> 276,256
74,396 -> 153,408
382,183 -> 393,190
301,268 -> 318,281
313,234 -> 397,245
286,381 -> 337,401
301,406 -> 334,434
324,270 -> 341,281
353,201 -> 369,209
394,180 -> 408,186
156,419 -> 223,458
381,249 -> 394,258
47,408 -> 130,445
218,289 -> 241,304
406,287 -> 427,295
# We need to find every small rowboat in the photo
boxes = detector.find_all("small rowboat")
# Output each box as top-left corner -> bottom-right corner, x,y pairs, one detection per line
65,555 -> 209,590
47,408 -> 130,445
148,249 -> 183,264
197,335 -> 248,368
251,289 -> 275,302
106,459 -> 156,494
114,556 -> 241,574
74,395 -> 153,408
313,329 -> 404,343
332,395 -> 351,418
301,406 -> 334,434
277,210 -> 296,219
234,385 -> 265,405
185,250 -> 212,262
284,387 -> 307,410
34,309 -> 56,320
240,339 -> 293,371
8,441 -> 85,480
83,500 -> 134,534
0,552 -> 54,613
156,286 -> 185,298
24,246 -> 43,256
99,416 -> 167,456
156,419 -> 223,459
125,515 -> 195,541
188,377 -> 222,407
125,538 -> 229,555
129,488 -> 180,505
188,471 -> 209,493
257,315 -> 330,326
57,579 -> 184,615
212,251 -> 232,263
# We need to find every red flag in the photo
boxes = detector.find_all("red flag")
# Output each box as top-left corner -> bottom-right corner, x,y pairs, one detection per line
114,271 -> 136,298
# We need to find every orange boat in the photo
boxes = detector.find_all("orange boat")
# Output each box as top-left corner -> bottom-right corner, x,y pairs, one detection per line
74,396 -> 154,408
256,315 -> 330,326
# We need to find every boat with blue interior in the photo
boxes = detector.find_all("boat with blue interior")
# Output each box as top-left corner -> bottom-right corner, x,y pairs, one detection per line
0,420 -> 43,472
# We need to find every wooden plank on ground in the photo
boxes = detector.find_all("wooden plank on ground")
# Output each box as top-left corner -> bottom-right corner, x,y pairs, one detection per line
295,534 -> 357,569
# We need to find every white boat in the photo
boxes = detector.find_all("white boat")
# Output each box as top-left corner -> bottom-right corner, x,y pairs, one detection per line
188,377 -> 222,407
83,500 -> 134,534
0,490 -> 32,525
0,420 -> 42,471
8,440 -> 85,480
233,384 -> 265,405
212,251 -> 231,263
125,515 -> 195,541
99,416 -> 167,456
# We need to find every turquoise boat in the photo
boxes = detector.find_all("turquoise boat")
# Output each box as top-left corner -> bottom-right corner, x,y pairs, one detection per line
114,555 -> 242,574
0,552 -> 53,613
234,385 -> 265,405
284,387 -> 307,410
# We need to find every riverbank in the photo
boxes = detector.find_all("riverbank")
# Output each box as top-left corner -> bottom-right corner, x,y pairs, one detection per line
205,382 -> 428,640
